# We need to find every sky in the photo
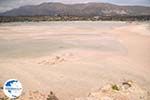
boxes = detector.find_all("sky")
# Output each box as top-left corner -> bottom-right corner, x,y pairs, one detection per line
0,0 -> 150,12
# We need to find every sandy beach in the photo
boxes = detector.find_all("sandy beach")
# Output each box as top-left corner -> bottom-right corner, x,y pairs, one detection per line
0,21 -> 150,100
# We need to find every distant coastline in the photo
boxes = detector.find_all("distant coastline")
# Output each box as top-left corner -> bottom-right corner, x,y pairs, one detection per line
0,15 -> 150,23
0,2 -> 150,23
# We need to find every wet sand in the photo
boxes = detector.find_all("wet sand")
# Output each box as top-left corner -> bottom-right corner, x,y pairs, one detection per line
0,21 -> 150,100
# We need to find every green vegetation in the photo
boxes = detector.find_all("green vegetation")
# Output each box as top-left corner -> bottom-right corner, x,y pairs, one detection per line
0,15 -> 150,23
112,84 -> 120,91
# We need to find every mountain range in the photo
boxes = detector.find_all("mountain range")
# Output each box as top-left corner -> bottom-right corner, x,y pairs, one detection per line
1,2 -> 150,16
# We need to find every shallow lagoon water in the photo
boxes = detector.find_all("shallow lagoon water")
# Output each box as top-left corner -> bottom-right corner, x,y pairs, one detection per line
0,21 -> 128,58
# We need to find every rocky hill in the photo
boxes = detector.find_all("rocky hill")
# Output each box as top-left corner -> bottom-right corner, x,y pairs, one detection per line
1,2 -> 150,16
